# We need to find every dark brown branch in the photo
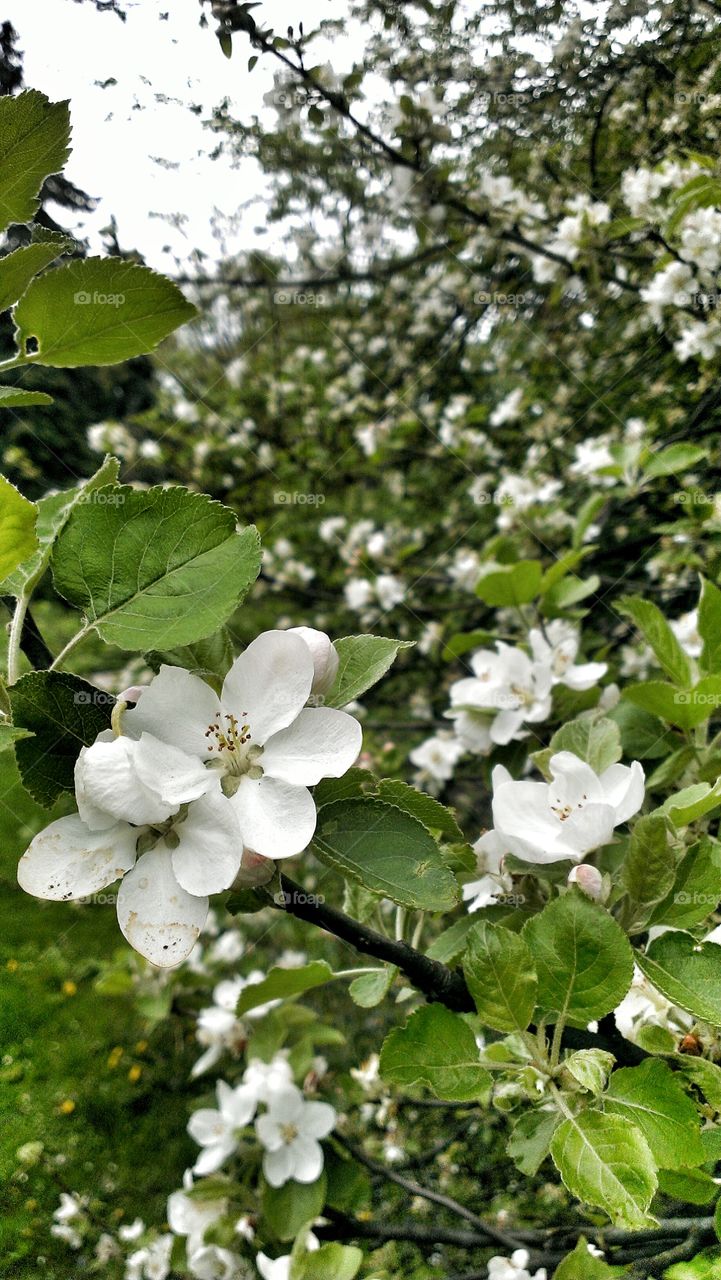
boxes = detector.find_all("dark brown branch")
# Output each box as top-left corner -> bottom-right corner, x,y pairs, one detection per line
274,874 -> 647,1067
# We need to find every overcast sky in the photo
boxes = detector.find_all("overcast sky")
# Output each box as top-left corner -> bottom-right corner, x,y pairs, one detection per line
4,0 -> 346,270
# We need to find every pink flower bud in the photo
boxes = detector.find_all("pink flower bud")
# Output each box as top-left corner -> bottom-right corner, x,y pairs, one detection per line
568,864 -> 604,901
232,849 -> 276,889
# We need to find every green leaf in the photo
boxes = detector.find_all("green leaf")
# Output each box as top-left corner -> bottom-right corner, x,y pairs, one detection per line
547,715 -> 622,775
522,890 -> 634,1026
426,915 -> 478,965
620,813 -> 678,933
0,385 -> 53,408
657,1166 -> 719,1205
463,921 -> 537,1033
699,578 -> 721,675
674,1055 -> 721,1114
543,574 -> 600,613
262,1171 -> 327,1242
661,779 -> 721,828
0,455 -> 120,596
603,1059 -> 705,1168
553,1237 -> 615,1278
235,962 -> 334,1016
0,474 -> 37,582
564,1049 -> 615,1095
380,1004 -> 491,1101
325,635 -> 413,708
13,258 -> 197,366
618,596 -> 693,687
349,967 -> 396,1007
550,1110 -> 657,1228
624,680 -> 721,730
51,485 -> 261,650
0,240 -> 70,313
475,559 -> 542,606
9,671 -> 113,805
643,443 -> 707,479
295,1244 -> 363,1280
608,701 -> 678,759
0,90 -> 71,234
311,798 -> 459,911
376,779 -> 463,840
507,1108 -> 561,1175
145,627 -> 236,692
648,837 -> 721,928
636,931 -> 721,1026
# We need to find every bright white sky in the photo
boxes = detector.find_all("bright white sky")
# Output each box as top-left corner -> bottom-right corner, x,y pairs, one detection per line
4,0 -> 348,270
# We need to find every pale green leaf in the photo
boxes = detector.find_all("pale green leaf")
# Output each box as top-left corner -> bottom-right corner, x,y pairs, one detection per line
475,559 -> 542,606
553,1237 -> 615,1278
620,813 -> 678,933
618,595 -> 693,687
0,90 -> 71,234
380,1004 -> 491,1101
603,1059 -> 705,1168
564,1050 -> 615,1095
325,635 -> 413,708
0,474 -> 37,582
507,1108 -> 561,1176
349,967 -> 396,1007
463,921 -> 537,1032
14,257 -> 197,366
550,1110 -> 657,1228
51,485 -> 261,650
0,385 -> 53,408
0,240 -> 70,312
235,962 -> 334,1016
522,890 -> 634,1026
699,578 -> 721,675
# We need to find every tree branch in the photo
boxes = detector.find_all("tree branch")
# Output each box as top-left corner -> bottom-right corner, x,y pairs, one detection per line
274,874 -> 647,1067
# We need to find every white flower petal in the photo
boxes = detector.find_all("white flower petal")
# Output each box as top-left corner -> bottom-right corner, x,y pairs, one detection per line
124,665 -> 219,758
187,1108 -> 226,1147
300,1101 -> 336,1140
75,735 -> 175,826
171,792 -> 243,896
290,1135 -> 324,1183
255,1114 -> 283,1152
263,1144 -> 295,1188
193,1139 -> 235,1176
267,1085 -> 305,1125
600,760 -> 646,824
133,733 -> 218,808
17,813 -> 137,901
221,631 -> 313,745
230,776 -> 316,859
262,707 -> 362,785
116,846 -> 208,966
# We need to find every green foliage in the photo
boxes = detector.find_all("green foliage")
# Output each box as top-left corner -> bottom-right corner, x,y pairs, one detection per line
522,891 -> 634,1026
379,1005 -> 491,1101
463,920 -> 537,1032
550,1111 -> 657,1228
9,671 -> 113,805
51,485 -> 261,650
0,473 -> 37,580
325,635 -> 414,707
311,797 -> 459,910
0,90 -> 70,233
636,931 -> 721,1026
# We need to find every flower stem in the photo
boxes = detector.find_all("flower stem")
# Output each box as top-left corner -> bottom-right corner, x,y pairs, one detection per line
7,592 -> 30,685
49,625 -> 91,672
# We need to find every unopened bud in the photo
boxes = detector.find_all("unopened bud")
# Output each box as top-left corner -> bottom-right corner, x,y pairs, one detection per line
288,626 -> 339,698
568,864 -> 604,901
232,849 -> 276,889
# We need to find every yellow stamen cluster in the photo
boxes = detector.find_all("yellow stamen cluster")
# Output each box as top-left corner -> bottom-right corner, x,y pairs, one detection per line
205,710 -> 251,754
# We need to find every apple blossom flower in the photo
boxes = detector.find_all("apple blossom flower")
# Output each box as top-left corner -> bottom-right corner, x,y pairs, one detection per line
669,608 -> 702,658
243,1054 -> 294,1102
488,1249 -> 547,1280
528,621 -> 607,691
614,965 -> 691,1043
188,1245 -> 246,1280
447,642 -> 553,746
167,1173 -> 228,1257
409,732 -> 465,792
255,1084 -> 336,1187
123,630 -> 362,860
126,1235 -> 174,1280
257,1235 -> 318,1280
463,831 -> 514,911
484,752 -> 645,865
188,1079 -> 258,1175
